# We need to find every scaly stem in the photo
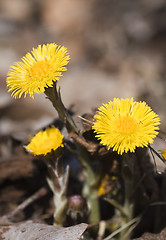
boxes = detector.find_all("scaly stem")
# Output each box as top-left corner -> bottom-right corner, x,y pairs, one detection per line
44,83 -> 78,133
76,143 -> 100,223
119,153 -> 134,240
45,155 -> 69,226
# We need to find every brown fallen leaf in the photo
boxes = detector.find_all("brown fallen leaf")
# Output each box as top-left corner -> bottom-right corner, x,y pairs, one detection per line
0,221 -> 88,240
133,227 -> 166,240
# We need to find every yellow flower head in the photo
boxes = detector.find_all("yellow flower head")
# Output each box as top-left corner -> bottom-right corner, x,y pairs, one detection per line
92,98 -> 160,155
7,43 -> 70,99
26,126 -> 64,156
161,148 -> 166,161
98,175 -> 116,196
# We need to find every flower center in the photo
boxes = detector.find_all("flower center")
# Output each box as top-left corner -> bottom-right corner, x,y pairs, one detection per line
115,114 -> 138,135
28,59 -> 50,80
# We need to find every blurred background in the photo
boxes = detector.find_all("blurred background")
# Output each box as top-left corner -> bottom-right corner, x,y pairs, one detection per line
0,0 -> 166,141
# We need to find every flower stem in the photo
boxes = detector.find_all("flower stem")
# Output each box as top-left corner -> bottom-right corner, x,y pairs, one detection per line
119,153 -> 135,239
44,83 -> 78,133
76,143 -> 100,223
44,155 -> 69,226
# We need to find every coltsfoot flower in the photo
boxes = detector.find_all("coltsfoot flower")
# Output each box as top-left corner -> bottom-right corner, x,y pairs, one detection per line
93,98 -> 160,155
161,148 -> 166,160
7,43 -> 70,98
26,126 -> 64,156
98,175 -> 116,196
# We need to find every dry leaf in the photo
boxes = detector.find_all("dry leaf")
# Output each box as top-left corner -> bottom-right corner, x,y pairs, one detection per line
0,221 -> 88,240
133,227 -> 166,240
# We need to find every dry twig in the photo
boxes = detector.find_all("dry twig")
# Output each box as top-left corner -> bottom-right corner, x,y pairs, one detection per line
0,187 -> 48,225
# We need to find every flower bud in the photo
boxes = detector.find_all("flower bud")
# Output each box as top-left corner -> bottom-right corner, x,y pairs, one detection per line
67,195 -> 89,224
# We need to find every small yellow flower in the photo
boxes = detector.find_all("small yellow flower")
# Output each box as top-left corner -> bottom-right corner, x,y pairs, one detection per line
98,175 -> 116,196
7,43 -> 70,98
161,148 -> 166,160
26,126 -> 64,156
93,98 -> 160,155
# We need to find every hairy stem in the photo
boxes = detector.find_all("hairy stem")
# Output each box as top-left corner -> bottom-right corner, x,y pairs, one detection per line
45,83 -> 78,133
